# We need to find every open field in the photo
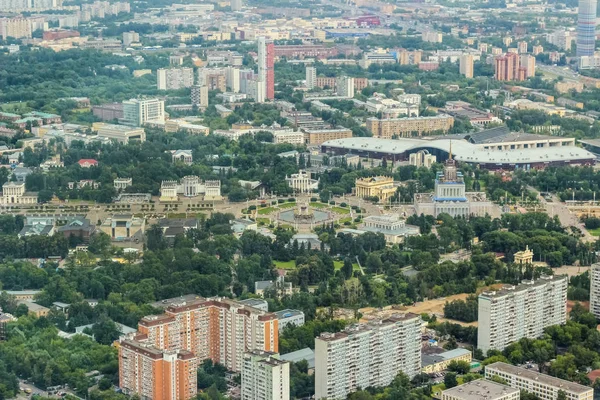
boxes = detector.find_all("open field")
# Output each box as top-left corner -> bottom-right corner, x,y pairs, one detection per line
273,260 -> 296,270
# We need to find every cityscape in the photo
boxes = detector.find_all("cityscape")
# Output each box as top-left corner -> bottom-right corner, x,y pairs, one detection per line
1,0 -> 600,399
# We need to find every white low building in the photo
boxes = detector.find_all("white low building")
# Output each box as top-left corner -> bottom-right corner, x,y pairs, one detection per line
0,182 -> 37,205
285,170 -> 319,193
159,177 -> 222,201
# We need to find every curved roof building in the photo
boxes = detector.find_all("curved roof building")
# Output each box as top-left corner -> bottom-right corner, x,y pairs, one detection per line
320,128 -> 596,169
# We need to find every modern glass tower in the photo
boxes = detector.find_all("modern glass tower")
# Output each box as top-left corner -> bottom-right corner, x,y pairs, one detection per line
577,0 -> 597,57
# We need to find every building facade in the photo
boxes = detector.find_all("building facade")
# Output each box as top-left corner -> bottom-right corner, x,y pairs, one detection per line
366,115 -> 454,138
122,98 -> 165,127
0,182 -> 37,205
258,37 -> 275,101
459,54 -> 474,78
241,351 -> 290,400
354,176 -> 396,202
157,67 -> 194,90
576,0 -> 597,57
590,263 -> 600,319
485,362 -> 593,400
477,276 -> 568,354
303,128 -> 352,145
285,170 -> 319,193
119,340 -> 197,400
315,314 -> 421,400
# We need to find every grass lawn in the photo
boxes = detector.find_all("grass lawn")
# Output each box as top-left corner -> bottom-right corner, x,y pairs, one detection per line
0,102 -> 31,113
332,206 -> 350,214
309,202 -> 330,209
257,207 -> 276,215
256,217 -> 270,225
588,228 -> 600,236
333,260 -> 361,271
274,260 -> 296,270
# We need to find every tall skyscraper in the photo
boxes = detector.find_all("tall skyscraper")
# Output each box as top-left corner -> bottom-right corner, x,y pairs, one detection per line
257,37 -> 274,101
242,351 -> 290,400
306,65 -> 316,89
590,263 -> 600,319
315,314 -> 421,400
477,275 -> 567,354
459,54 -> 474,78
577,0 -> 597,57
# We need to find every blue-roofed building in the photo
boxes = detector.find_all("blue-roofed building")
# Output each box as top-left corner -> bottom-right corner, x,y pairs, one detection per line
274,309 -> 305,331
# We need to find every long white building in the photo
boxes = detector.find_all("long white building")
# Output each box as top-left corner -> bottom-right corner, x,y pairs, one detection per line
477,275 -> 567,354
485,362 -> 593,400
590,263 -> 600,319
157,67 -> 194,90
315,313 -> 421,400
242,351 -> 290,400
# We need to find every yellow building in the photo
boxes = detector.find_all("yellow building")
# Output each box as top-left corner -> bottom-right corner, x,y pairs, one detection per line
354,176 -> 396,202
513,245 -> 533,264
422,348 -> 472,374
366,115 -> 454,138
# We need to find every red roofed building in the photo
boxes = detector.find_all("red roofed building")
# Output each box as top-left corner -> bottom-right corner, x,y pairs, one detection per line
77,159 -> 98,168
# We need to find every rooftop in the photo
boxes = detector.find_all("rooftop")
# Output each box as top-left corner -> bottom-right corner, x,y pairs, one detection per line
479,275 -> 567,299
441,379 -> 519,400
280,348 -> 315,369
274,309 -> 304,319
321,136 -> 595,165
486,362 -> 593,394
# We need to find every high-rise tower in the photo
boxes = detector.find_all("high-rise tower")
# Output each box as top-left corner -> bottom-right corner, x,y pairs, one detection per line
257,37 -> 274,101
577,0 -> 597,57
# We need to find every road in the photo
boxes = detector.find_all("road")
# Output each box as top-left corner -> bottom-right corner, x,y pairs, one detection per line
17,379 -> 47,398
538,192 -> 596,242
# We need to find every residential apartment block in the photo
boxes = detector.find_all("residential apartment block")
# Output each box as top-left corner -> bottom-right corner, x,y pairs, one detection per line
119,340 -> 197,400
315,313 -> 421,400
119,297 -> 279,399
136,297 -> 278,371
157,67 -> 194,90
589,263 -> 600,319
477,276 -> 567,353
485,362 -> 593,400
366,115 -> 454,138
242,351 -> 290,400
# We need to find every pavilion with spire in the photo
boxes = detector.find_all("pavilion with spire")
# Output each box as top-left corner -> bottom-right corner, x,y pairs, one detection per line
414,141 -> 493,218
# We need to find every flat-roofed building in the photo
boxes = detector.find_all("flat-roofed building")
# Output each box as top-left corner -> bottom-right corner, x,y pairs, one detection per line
242,351 -> 290,400
303,127 -> 352,145
485,362 -> 593,400
355,176 -> 396,202
118,340 -> 197,400
366,115 -> 454,138
442,379 -> 519,400
315,314 -> 421,400
422,348 -> 472,374
478,276 -> 567,353
96,124 -> 146,143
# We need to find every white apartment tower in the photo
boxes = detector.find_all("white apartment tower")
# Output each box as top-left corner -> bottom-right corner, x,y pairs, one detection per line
157,67 -> 194,90
336,76 -> 354,98
306,66 -> 317,89
459,54 -> 474,78
122,98 -> 165,127
315,314 -> 421,400
590,263 -> 600,319
477,275 -> 568,354
242,351 -> 290,400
